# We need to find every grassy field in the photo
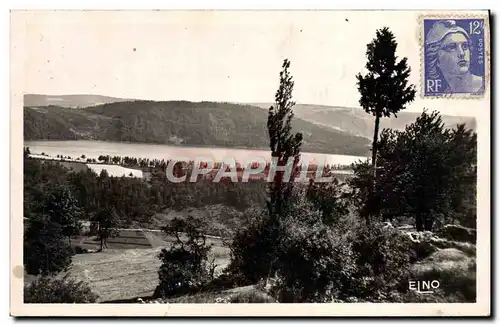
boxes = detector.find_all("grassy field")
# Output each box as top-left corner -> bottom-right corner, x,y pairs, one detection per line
67,229 -> 230,302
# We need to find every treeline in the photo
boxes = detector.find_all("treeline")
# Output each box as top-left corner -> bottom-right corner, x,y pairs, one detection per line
29,149 -> 354,172
24,150 -> 268,229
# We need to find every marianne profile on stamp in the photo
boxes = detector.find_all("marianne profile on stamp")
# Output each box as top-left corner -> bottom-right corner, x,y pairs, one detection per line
424,19 -> 485,96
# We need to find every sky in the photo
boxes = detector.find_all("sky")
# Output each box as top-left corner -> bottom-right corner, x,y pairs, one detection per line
12,10 -> 490,116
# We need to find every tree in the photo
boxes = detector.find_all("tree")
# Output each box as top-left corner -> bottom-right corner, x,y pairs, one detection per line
267,58 -> 303,217
306,178 -> 349,225
90,208 -> 120,251
43,185 -> 83,246
374,110 -> 476,231
356,27 -> 416,224
24,215 -> 74,276
156,217 -> 215,297
445,124 -> 477,228
228,59 -> 303,284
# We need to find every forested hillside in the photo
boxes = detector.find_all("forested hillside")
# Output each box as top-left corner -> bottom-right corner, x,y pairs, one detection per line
24,101 -> 371,156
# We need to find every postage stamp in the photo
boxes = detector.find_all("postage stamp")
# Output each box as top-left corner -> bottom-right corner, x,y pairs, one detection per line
421,16 -> 488,98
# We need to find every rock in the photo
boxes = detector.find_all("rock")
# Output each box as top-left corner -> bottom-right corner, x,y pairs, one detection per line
438,224 -> 476,244
397,224 -> 415,231
404,230 -> 476,262
382,221 -> 394,229
405,231 -> 440,261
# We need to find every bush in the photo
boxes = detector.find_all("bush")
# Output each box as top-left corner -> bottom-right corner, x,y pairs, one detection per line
232,195 -> 357,303
156,217 -> 216,298
266,196 -> 412,303
272,212 -> 357,303
306,178 -> 349,225
24,215 -> 74,276
24,276 -> 99,303
225,207 -> 279,286
345,222 -> 412,299
229,289 -> 277,303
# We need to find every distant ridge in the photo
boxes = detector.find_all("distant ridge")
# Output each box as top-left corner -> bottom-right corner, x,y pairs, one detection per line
24,93 -> 137,108
246,102 -> 477,140
23,95 -> 476,146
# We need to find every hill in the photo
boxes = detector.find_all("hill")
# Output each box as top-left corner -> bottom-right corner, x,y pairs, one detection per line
23,100 -> 371,156
24,93 -> 134,108
247,103 -> 477,139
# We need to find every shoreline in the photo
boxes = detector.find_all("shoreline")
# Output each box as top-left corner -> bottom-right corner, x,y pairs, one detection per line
24,139 -> 371,158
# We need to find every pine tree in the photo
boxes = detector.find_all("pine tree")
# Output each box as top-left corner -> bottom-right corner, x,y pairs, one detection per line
356,27 -> 416,224
44,185 -> 83,246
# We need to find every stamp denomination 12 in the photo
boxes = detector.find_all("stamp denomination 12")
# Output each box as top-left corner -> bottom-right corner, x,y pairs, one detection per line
423,18 -> 486,97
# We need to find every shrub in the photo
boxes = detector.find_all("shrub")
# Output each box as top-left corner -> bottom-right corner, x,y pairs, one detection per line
345,222 -> 412,299
229,289 -> 277,303
306,178 -> 349,225
272,213 -> 357,303
156,217 -> 216,298
24,275 -> 99,303
225,208 -> 279,285
24,215 -> 74,276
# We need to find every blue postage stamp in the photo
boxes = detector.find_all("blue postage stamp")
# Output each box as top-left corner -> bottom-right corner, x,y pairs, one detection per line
422,18 -> 486,97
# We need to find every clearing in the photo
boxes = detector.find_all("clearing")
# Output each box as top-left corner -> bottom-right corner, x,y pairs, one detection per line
66,229 -> 230,302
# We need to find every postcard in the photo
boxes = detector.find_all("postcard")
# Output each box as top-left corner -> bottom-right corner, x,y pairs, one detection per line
10,9 -> 491,317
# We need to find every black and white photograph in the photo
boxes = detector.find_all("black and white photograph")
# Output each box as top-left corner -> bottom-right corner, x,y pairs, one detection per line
9,9 -> 491,317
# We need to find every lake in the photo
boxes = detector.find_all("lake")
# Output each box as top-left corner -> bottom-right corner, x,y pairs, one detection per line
24,140 -> 369,167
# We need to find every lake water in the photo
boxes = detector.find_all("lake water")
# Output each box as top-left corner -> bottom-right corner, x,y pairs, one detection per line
24,140 -> 369,167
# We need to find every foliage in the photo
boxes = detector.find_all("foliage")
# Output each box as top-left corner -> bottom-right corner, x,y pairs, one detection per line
345,222 -> 412,299
90,207 -> 120,251
227,59 -> 306,285
356,26 -> 416,224
267,58 -> 303,217
349,111 -> 477,231
229,289 -> 277,303
379,111 -> 476,231
24,156 -> 268,231
226,207 -> 280,285
43,185 -> 83,245
24,275 -> 99,303
306,178 -> 349,225
356,27 -> 416,121
346,159 -> 374,220
156,217 -> 216,298
24,215 -> 74,276
271,197 -> 357,303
